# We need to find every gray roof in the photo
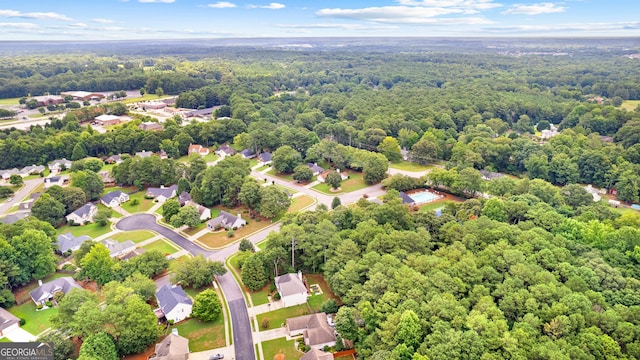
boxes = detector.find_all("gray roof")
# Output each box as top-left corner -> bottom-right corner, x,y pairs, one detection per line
301,348 -> 334,360
0,212 -> 30,224
70,203 -> 96,218
57,232 -> 93,253
178,191 -> 191,206
216,145 -> 236,155
399,191 -> 415,204
49,158 -> 72,169
106,154 -> 122,163
0,168 -> 18,177
206,210 -> 242,229
20,165 -> 45,175
240,149 -> 255,158
258,152 -> 272,162
136,151 -> 154,158
286,313 -> 336,346
100,238 -> 136,257
119,248 -> 146,261
186,107 -> 214,117
150,333 -> 189,360
0,307 -> 19,332
275,273 -> 307,297
480,170 -> 504,180
307,163 -> 324,174
44,176 -> 61,184
146,185 -> 178,199
30,192 -> 42,201
29,277 -> 81,303
156,285 -> 192,315
101,190 -> 125,204
18,200 -> 34,211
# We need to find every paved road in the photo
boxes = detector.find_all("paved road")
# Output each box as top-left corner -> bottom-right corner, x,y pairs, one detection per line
0,178 -> 42,216
116,214 -> 256,360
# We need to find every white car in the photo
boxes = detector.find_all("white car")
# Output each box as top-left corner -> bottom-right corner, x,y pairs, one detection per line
6,197 -> 13,202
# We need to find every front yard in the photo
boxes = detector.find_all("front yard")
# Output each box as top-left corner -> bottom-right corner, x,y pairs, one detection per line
8,301 -> 58,335
262,337 -> 302,360
172,314 -> 225,352
120,191 -> 154,213
56,222 -> 113,239
196,208 -> 273,249
306,274 -> 341,312
287,195 -> 315,213
312,170 -> 369,194
142,240 -> 179,255
389,160 -> 433,172
110,230 -> 156,244
256,304 -> 309,331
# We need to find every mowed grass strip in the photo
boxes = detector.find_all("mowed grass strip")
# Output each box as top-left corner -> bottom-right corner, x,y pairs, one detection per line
8,302 -> 58,335
287,195 -> 314,213
261,337 -> 302,360
142,239 -> 179,255
389,160 -> 433,172
256,304 -> 309,331
111,230 -> 155,244
312,171 -> 368,194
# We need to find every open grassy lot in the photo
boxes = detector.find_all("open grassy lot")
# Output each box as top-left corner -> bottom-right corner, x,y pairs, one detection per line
312,171 -> 369,194
256,164 -> 271,172
111,230 -> 155,244
250,284 -> 271,307
8,302 -> 58,335
621,100 -> 640,111
182,221 -> 208,236
256,304 -> 308,331
418,201 -> 447,212
306,274 -> 341,312
196,208 -> 273,249
0,97 -> 20,105
173,316 -> 225,352
120,191 -> 154,213
142,239 -> 179,255
288,195 -> 315,213
262,337 -> 302,360
56,221 -> 113,239
176,152 -> 219,163
390,160 -> 433,172
266,169 -> 294,181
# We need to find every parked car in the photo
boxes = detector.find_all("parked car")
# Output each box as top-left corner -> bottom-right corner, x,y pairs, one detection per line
209,354 -> 224,360
6,197 -> 13,202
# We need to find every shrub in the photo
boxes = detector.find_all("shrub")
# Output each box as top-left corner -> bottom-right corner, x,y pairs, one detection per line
227,230 -> 235,237
36,304 -> 43,310
19,318 -> 25,326
131,198 -> 140,205
168,319 -> 174,325
45,301 -> 53,307
261,318 -> 269,329
273,292 -> 281,300
269,282 -> 276,293
321,299 -> 339,314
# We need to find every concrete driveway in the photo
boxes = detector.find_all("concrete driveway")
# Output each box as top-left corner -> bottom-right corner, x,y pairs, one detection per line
4,327 -> 36,342
189,345 -> 234,360
154,274 -> 171,290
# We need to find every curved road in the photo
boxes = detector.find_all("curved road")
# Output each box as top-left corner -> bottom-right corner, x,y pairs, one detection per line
116,214 -> 256,360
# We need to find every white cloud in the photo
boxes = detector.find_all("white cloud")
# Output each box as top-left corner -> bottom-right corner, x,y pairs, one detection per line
503,2 -> 565,15
316,6 -> 492,24
0,22 -> 38,29
395,0 -> 502,10
0,9 -> 72,21
248,2 -> 286,9
92,18 -> 114,23
277,23 -> 399,30
208,2 -> 237,8
138,0 -> 176,3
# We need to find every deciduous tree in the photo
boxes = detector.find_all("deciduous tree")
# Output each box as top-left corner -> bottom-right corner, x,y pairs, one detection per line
191,288 -> 222,322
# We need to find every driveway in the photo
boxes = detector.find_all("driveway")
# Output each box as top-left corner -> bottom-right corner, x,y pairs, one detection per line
115,214 -> 256,360
154,274 -> 171,290
4,327 -> 36,342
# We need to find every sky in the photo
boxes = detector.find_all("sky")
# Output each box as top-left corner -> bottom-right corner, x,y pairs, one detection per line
0,0 -> 639,40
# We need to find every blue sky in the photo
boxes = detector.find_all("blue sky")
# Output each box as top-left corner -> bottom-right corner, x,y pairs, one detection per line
0,0 -> 638,40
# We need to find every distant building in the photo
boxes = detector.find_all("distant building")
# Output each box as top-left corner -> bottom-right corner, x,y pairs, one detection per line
286,312 -> 336,350
188,144 -> 210,156
18,165 -> 45,177
135,150 -> 154,158
301,349 -> 334,360
0,212 -> 29,225
258,152 -> 272,165
138,122 -> 163,131
399,191 -> 415,205
94,114 -> 122,126
215,145 -> 236,158
66,203 -> 97,224
178,191 -> 192,206
275,272 -> 308,308
98,171 -> 116,187
48,158 -> 72,172
317,169 -> 348,183
306,163 -> 324,176
240,149 -> 256,159
101,190 -> 130,208
31,95 -> 64,107
540,124 -> 559,140
0,168 -> 18,180
184,201 -> 211,221
206,210 -> 246,230
29,277 -> 81,305
57,233 -> 93,254
142,101 -> 167,110
146,185 -> 178,202
44,176 -> 68,189
480,170 -> 505,181
185,107 -> 214,118
61,91 -> 105,101
156,285 -> 192,323
119,248 -> 146,261
105,154 -> 123,164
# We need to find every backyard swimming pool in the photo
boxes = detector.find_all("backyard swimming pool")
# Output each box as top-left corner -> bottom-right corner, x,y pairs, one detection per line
409,190 -> 440,204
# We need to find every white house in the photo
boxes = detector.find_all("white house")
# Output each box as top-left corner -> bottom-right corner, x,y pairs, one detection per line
100,190 -> 130,208
206,210 -> 246,230
18,165 -> 45,177
0,307 -> 20,337
57,233 -> 93,253
317,169 -> 348,183
146,185 -> 178,202
286,313 -> 336,350
0,168 -> 18,181
66,203 -> 97,225
48,158 -> 72,173
100,238 -> 136,258
275,272 -> 308,308
156,284 -> 192,323
215,145 -> 236,158
44,176 -> 67,189
188,144 -> 210,156
184,200 -> 211,221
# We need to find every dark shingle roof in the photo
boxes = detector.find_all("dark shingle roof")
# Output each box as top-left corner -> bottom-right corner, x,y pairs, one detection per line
0,212 -> 30,224
156,285 -> 192,315
258,152 -> 272,162
399,191 -> 415,204
146,185 -> 178,199
275,273 -> 307,297
240,149 -> 255,158
101,190 -> 124,204
71,203 -> 95,217
0,308 -> 19,332
306,163 -> 324,174
29,277 -> 81,303
57,232 -> 93,253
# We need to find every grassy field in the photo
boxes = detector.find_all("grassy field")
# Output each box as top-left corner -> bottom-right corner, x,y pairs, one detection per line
119,94 -> 171,105
173,316 -> 225,352
256,164 -> 271,172
97,203 -> 122,219
256,304 -> 309,331
418,201 -> 447,212
142,240 -> 179,255
612,206 -> 640,215
120,192 -> 154,213
287,195 -> 315,213
306,274 -> 340,312
266,169 -> 295,181
620,100 -> 640,111
250,284 -> 271,306
197,210 -> 273,249
182,221 -> 208,236
176,152 -> 219,163
389,160 -> 433,172
261,337 -> 302,360
0,97 -> 20,105
111,230 -> 155,244
8,302 -> 58,335
312,171 -> 368,194
56,222 -> 113,239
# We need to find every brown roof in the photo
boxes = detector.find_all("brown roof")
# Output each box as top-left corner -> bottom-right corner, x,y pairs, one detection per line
150,333 -> 189,360
287,313 -> 336,346
301,348 -> 334,360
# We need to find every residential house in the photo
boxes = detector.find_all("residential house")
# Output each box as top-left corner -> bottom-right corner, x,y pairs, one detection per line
286,313 -> 336,350
178,191 -> 192,206
146,185 -> 178,202
65,203 -> 98,225
301,348 -> 334,360
31,95 -> 64,107
206,210 -> 246,230
184,201 -> 211,221
48,158 -> 72,173
0,307 -> 20,337
94,114 -> 122,126
18,165 -> 45,177
317,169 -> 348,183
258,152 -> 272,165
138,122 -> 163,131
29,277 -> 81,305
105,154 -> 123,164
99,171 -> 116,187
149,332 -> 189,360
100,238 -> 136,258
240,149 -> 256,159
215,145 -> 236,158
0,168 -> 18,181
479,170 -> 505,181
275,272 -> 308,308
609,199 -> 621,208
18,199 -> 34,212
135,150 -> 154,158
101,190 -> 130,208
185,107 -> 214,118
0,212 -> 29,225
57,233 -> 93,254
188,144 -> 210,156
61,91 -> 105,101
399,191 -> 415,205
307,163 -> 324,176
119,248 -> 146,261
156,285 -> 192,323
44,176 -> 68,189
540,124 -> 559,140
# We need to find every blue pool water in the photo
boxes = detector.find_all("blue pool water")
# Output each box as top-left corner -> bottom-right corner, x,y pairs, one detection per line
632,204 -> 640,210
409,191 -> 439,204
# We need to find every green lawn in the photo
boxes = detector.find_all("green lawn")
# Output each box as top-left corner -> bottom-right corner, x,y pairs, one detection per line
120,192 -> 154,213
183,221 -> 208,236
28,113 -> 46,119
97,203 -> 122,219
256,164 -> 271,172
250,285 -> 271,307
262,337 -> 302,360
612,206 -> 639,215
256,304 -> 309,331
249,159 -> 259,168
389,160 -> 433,172
267,169 -> 294,181
0,337 -> 11,342
101,186 -> 134,196
306,274 -> 340,312
312,171 -> 369,194
204,153 -> 220,163
0,97 -> 20,105
56,222 -> 113,239
176,152 -> 219,163
173,316 -> 225,352
8,302 -> 58,335
142,240 -> 179,255
620,100 -> 640,111
111,230 -> 155,244
288,195 -> 315,213
419,201 -> 447,212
